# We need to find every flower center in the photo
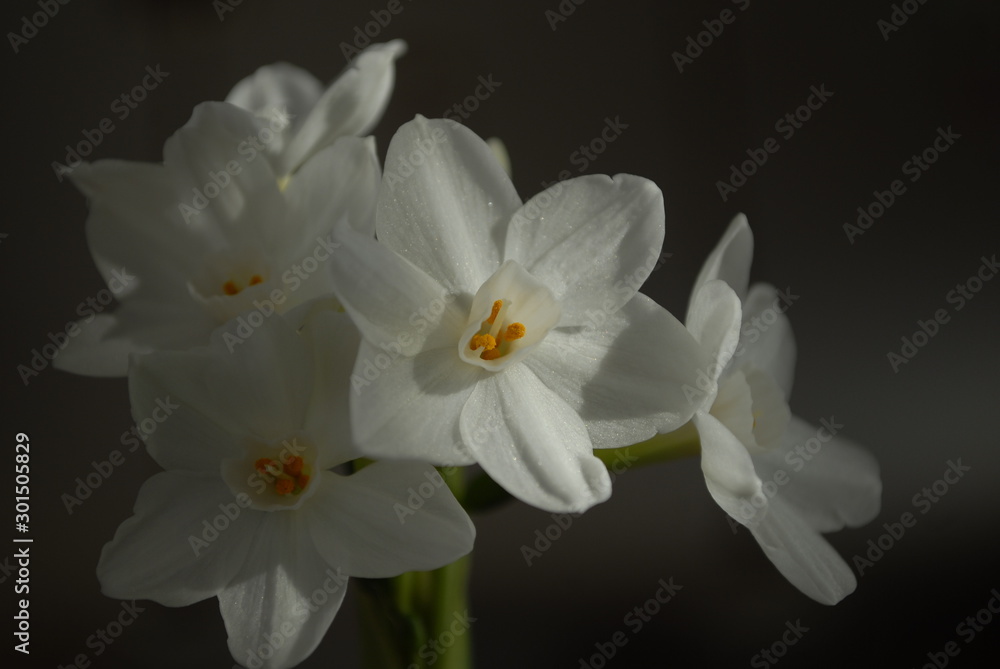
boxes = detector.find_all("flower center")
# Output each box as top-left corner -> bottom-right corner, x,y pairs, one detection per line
458,260 -> 561,372
221,434 -> 319,511
223,274 -> 266,296
467,300 -> 526,361
253,453 -> 312,496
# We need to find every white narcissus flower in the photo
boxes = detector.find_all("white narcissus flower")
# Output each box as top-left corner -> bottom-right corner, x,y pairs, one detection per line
98,309 -> 474,669
226,40 -> 406,178
329,116 -> 712,514
683,214 -> 881,604
55,102 -> 381,378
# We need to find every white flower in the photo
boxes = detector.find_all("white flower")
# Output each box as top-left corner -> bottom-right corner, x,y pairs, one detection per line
684,214 -> 881,604
328,116 -> 711,514
226,40 -> 406,178
55,102 -> 380,377
98,309 -> 474,669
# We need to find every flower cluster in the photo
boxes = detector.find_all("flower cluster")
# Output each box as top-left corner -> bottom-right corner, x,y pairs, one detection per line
60,40 -> 881,668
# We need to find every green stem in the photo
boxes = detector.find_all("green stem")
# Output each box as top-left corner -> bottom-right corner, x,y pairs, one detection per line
594,420 -> 701,469
357,424 -> 700,667
358,467 -> 474,669
428,467 -> 472,669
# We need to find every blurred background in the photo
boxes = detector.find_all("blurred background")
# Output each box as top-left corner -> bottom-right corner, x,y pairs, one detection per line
2,0 -> 998,667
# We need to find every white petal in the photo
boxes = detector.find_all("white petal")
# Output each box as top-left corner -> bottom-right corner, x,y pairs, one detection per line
737,283 -> 797,397
53,315 -> 152,378
351,342 -> 479,465
306,464 -> 474,578
460,366 -> 611,513
753,416 -> 881,532
128,348 -> 249,471
525,293 -> 713,446
129,316 -> 316,471
709,371 -> 756,452
748,495 -> 858,605
691,213 -> 753,303
328,229 -> 469,355
685,279 -> 742,374
506,174 -> 664,325
72,159 -> 212,293
298,309 -> 361,467
200,316 -> 316,442
281,40 -> 407,175
226,62 -> 323,146
376,116 -> 521,292
219,511 -> 347,669
283,136 -> 380,239
97,472 -> 262,607
694,412 -> 765,525
163,102 -> 284,241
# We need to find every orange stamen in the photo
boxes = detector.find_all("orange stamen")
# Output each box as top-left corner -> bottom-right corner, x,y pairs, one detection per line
504,323 -> 526,341
283,456 -> 304,477
470,334 -> 497,351
486,300 -> 503,325
249,275 -> 263,286
223,280 -> 240,296
480,348 -> 502,360
275,478 -> 294,495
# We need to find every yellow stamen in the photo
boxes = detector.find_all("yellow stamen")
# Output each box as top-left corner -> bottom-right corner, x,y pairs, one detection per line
470,334 -> 497,351
254,453 -> 311,496
504,323 -> 526,341
486,300 -> 503,325
466,300 -> 528,361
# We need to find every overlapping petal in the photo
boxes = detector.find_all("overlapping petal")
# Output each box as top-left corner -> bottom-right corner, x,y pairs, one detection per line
329,228 -> 469,356
738,283 -> 797,397
686,279 -> 742,381
506,174 -> 664,325
97,472 -> 262,607
306,463 -> 475,578
376,116 -> 521,292
281,40 -> 407,175
748,495 -> 858,605
753,416 -> 881,532
690,212 -> 752,305
525,293 -> 712,446
219,511 -> 346,669
460,364 -> 611,513
351,342 -> 479,465
694,412 -> 764,524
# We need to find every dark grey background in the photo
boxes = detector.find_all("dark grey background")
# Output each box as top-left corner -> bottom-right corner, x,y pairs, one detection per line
3,0 -> 998,667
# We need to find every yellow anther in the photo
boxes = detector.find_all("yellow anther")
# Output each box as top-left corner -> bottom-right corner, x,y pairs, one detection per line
480,348 -> 502,360
254,453 -> 311,496
504,323 -> 526,341
470,334 -> 497,351
486,300 -> 503,325
223,280 -> 240,296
